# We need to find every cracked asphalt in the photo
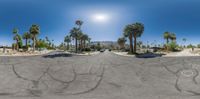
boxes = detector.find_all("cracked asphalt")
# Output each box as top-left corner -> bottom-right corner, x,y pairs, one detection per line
1,51 -> 200,99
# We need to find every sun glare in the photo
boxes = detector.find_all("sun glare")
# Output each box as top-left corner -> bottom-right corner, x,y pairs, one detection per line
92,14 -> 109,23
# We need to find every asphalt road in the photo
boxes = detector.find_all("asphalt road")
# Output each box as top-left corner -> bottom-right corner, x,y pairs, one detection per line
1,51 -> 200,99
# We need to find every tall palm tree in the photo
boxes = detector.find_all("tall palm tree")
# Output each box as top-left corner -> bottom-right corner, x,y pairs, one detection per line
75,20 -> 83,29
29,24 -> 40,52
164,32 -> 170,44
124,22 -> 144,54
124,25 -> 134,53
170,33 -> 176,42
117,37 -> 127,49
87,37 -> 91,48
182,38 -> 187,48
81,34 -> 89,49
45,36 -> 52,48
22,32 -> 31,48
64,35 -> 71,50
183,38 -> 186,43
70,27 -> 80,53
77,32 -> 83,50
137,41 -> 143,48
13,28 -> 19,51
13,34 -> 20,51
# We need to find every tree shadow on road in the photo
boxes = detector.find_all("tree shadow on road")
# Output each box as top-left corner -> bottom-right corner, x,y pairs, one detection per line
135,52 -> 166,58
42,53 -> 73,58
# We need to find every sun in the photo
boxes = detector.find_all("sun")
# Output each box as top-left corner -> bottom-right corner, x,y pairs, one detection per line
92,13 -> 109,23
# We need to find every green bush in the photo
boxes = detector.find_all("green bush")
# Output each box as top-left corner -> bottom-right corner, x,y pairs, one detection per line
84,48 -> 91,52
197,44 -> 200,48
22,46 -> 28,51
167,42 -> 178,51
187,44 -> 195,48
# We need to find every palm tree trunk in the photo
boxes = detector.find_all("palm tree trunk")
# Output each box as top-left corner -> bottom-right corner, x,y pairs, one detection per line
26,39 -> 28,47
134,35 -> 137,54
67,43 -> 69,50
129,33 -> 133,54
33,37 -> 35,52
16,40 -> 19,51
75,38 -> 78,53
84,40 -> 86,49
167,38 -> 169,44
122,43 -> 125,49
81,40 -> 83,51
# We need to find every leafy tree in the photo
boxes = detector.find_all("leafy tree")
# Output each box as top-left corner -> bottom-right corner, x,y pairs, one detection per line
97,42 -> 101,51
187,44 -> 195,48
117,37 -> 126,49
165,42 -> 178,51
124,22 -> 144,54
197,44 -> 200,48
29,24 -> 40,52
36,39 -> 46,49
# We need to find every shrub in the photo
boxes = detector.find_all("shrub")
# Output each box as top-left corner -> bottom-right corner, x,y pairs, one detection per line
85,48 -> 91,51
22,46 -> 28,51
167,42 -> 178,51
187,44 -> 195,48
197,44 -> 200,48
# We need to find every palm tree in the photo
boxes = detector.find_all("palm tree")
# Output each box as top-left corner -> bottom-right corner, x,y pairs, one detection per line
13,28 -> 19,51
77,32 -> 83,50
70,27 -> 80,53
45,36 -> 52,48
81,34 -> 89,49
124,25 -> 134,53
22,32 -> 31,48
182,38 -> 187,48
137,41 -> 143,48
124,22 -> 144,54
75,20 -> 83,29
164,31 -> 170,44
29,24 -> 40,52
170,33 -> 176,42
64,35 -> 71,50
13,34 -> 20,51
87,37 -> 91,48
117,37 -> 127,49
183,38 -> 186,42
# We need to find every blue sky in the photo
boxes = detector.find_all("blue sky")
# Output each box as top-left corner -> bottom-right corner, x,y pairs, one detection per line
0,0 -> 200,46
